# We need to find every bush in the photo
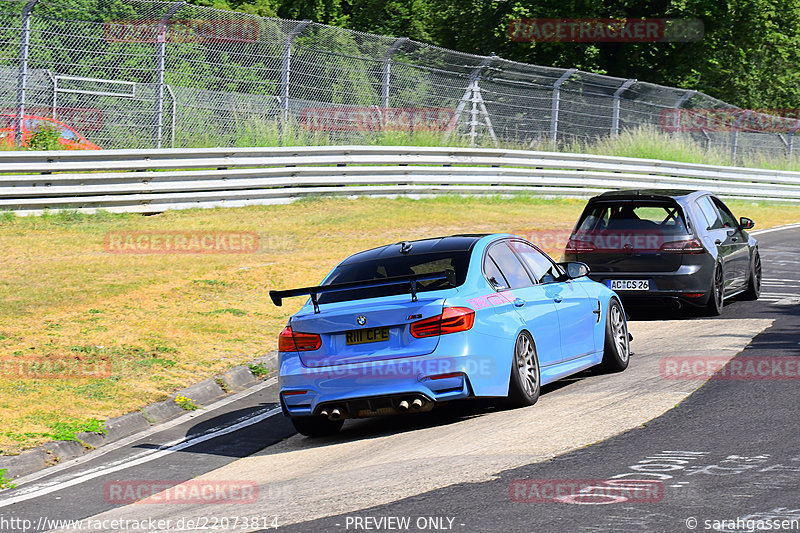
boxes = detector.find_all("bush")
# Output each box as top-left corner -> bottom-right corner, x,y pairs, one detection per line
27,123 -> 63,151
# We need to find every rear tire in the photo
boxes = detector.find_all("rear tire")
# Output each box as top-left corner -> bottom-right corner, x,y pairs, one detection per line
508,331 -> 540,407
598,298 -> 630,373
741,250 -> 761,301
291,416 -> 344,437
703,263 -> 724,316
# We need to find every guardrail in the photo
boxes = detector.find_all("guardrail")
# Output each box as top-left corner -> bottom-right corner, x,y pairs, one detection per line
2,146 -> 800,215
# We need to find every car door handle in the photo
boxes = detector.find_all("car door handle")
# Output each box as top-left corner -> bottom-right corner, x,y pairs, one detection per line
553,296 -> 563,303
513,298 -> 525,307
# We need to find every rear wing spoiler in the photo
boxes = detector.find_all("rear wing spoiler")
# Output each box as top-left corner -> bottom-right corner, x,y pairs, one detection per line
269,270 -> 457,313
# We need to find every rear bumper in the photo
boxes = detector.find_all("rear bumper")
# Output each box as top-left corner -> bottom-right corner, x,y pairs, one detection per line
279,351 -> 479,418
589,263 -> 714,307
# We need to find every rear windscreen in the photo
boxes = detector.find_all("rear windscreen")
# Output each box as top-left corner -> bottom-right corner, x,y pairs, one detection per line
576,201 -> 691,235
318,251 -> 471,304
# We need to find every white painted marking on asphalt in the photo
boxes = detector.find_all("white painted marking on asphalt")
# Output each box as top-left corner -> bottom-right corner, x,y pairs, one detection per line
4,400 -> 280,500
8,375 -> 279,488
0,406 -> 282,507
774,297 -> 800,305
0,407 -> 282,508
751,222 -> 800,235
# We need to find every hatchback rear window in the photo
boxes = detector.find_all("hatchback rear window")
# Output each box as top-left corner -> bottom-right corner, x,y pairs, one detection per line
318,251 -> 470,304
576,201 -> 690,235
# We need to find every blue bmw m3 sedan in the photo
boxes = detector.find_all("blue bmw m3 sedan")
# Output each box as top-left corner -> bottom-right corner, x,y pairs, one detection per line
270,233 -> 631,436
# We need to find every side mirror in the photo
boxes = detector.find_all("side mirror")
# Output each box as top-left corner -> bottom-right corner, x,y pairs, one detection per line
739,217 -> 755,230
559,261 -> 591,279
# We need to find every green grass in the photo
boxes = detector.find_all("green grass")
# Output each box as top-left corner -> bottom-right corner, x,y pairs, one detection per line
248,362 -> 272,378
0,468 -> 16,489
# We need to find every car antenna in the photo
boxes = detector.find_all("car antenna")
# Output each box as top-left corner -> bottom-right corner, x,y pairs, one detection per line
397,241 -> 413,254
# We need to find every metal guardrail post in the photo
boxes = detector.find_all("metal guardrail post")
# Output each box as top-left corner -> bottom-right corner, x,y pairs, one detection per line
381,37 -> 407,109
611,79 -> 635,137
154,2 -> 183,149
281,19 -> 311,121
13,0 -> 39,147
550,68 -> 577,144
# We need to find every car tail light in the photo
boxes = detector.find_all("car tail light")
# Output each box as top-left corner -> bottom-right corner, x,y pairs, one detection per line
659,238 -> 705,254
282,390 -> 308,396
565,236 -> 595,253
278,326 -> 321,352
410,307 -> 475,338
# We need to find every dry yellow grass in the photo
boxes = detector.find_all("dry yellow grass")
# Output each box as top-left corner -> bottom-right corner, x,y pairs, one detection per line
0,195 -> 797,454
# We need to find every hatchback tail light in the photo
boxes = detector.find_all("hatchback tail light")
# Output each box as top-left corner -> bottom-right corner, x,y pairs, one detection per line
278,326 -> 321,352
410,307 -> 475,338
659,238 -> 705,254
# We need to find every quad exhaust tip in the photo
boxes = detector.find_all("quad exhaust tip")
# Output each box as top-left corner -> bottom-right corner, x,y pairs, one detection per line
411,398 -> 424,410
329,408 -> 342,420
398,400 -> 410,412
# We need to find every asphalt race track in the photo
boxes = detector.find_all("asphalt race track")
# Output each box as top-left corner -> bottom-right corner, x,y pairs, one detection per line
0,226 -> 798,533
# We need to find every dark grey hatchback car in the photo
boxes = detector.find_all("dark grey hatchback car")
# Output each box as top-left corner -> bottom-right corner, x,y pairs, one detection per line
563,189 -> 761,315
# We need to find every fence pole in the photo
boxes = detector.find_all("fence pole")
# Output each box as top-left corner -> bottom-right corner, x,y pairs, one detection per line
550,68 -> 576,144
730,110 -> 752,163
671,90 -> 696,143
13,0 -> 39,147
701,130 -> 711,155
154,2 -> 183,149
381,37 -> 407,109
44,69 -> 55,119
611,78 -> 635,137
781,121 -> 800,160
281,19 -> 311,121
165,84 -> 176,148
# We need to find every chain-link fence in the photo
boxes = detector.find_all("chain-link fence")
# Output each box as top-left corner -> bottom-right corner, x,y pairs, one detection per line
2,0 -> 799,162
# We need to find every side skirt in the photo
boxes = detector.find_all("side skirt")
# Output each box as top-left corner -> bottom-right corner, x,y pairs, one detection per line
540,351 -> 604,386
